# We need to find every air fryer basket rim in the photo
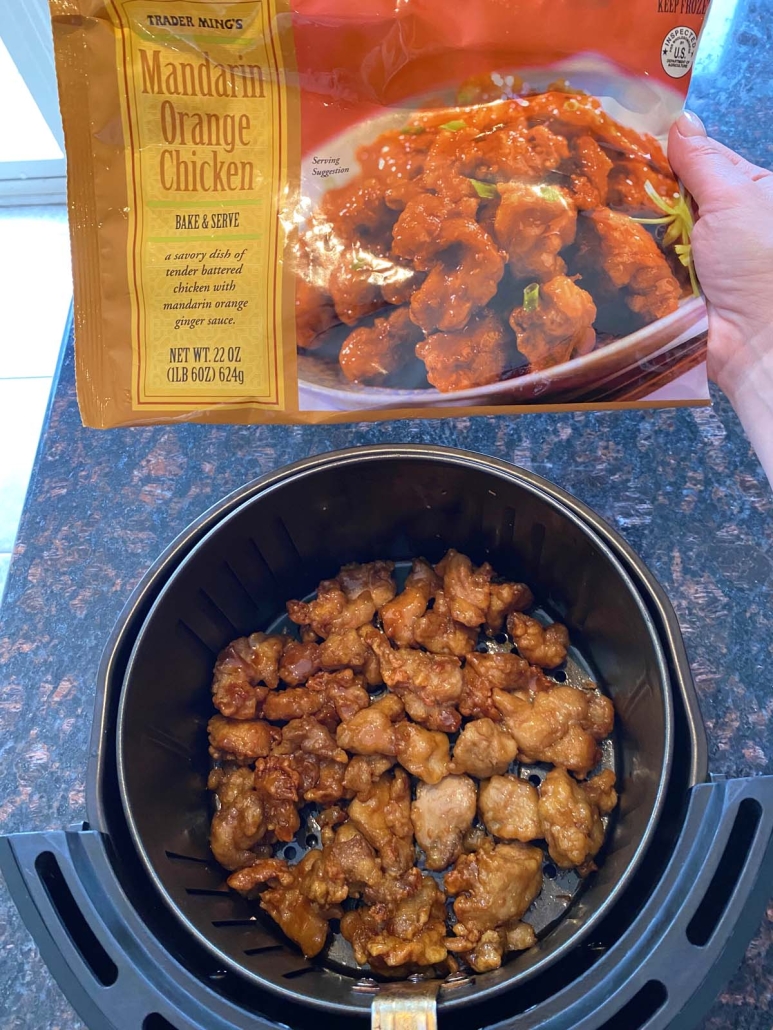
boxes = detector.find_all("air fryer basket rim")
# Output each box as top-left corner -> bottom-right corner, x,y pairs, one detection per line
114,447 -> 678,1015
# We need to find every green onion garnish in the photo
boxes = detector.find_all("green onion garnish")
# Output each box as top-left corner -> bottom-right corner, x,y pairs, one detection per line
523,283 -> 540,312
539,185 -> 561,202
400,124 -> 426,135
469,178 -> 498,199
563,99 -> 580,112
629,181 -> 700,297
456,86 -> 478,106
351,258 -> 368,271
440,119 -> 467,131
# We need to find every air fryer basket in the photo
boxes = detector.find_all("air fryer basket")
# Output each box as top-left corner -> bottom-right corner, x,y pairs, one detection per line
116,450 -> 674,1016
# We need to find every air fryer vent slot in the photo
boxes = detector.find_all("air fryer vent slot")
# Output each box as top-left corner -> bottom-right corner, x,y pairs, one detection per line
197,588 -> 240,635
164,851 -> 213,866
34,851 -> 118,987
686,797 -> 762,947
212,918 -> 260,928
282,967 -> 315,980
222,560 -> 263,609
177,620 -> 217,657
247,539 -> 283,593
143,1015 -> 177,1030
597,980 -> 667,1030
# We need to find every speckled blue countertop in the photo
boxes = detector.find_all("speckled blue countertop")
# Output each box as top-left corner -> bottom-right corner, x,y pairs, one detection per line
1,2 -> 772,1026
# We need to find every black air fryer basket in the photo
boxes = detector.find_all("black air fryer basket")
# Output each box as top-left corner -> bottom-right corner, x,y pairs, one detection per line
2,445 -> 772,1030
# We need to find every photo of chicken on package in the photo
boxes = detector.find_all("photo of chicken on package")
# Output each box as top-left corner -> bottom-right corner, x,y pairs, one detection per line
49,0 -> 711,427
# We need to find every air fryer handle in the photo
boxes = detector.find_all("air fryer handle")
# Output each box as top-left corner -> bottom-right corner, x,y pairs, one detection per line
637,775 -> 773,1029
531,775 -> 773,1030
0,828 -> 284,1030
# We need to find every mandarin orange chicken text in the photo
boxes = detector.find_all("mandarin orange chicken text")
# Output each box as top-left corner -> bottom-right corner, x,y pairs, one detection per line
207,551 -> 617,974
295,76 -> 689,392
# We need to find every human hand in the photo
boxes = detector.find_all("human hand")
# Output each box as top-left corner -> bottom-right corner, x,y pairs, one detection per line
668,113 -> 773,484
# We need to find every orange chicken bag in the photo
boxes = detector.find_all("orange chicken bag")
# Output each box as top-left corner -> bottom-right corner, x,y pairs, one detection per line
50,0 -> 711,426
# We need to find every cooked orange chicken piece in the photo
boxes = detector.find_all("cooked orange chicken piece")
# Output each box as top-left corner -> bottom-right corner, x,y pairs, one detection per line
486,580 -> 534,632
287,561 -> 394,638
343,754 -> 396,794
538,767 -> 617,870
435,549 -> 493,627
494,685 -> 613,777
298,755 -> 350,804
445,840 -> 543,971
521,91 -> 671,174
287,589 -> 376,639
295,276 -> 339,350
565,135 -> 613,210
392,193 -> 505,333
460,651 -> 552,720
262,685 -> 333,723
510,275 -> 597,371
272,715 -> 349,764
494,181 -> 577,281
252,755 -> 303,842
264,667 -> 369,729
317,627 -> 379,682
322,822 -> 385,896
308,668 -> 371,721
363,625 -> 464,732
447,921 -> 537,972
208,765 -> 267,871
451,718 -> 518,778
417,311 -> 515,393
348,769 -> 415,875
411,775 -> 477,870
575,208 -> 680,324
321,560 -> 397,608
320,174 -> 397,251
207,715 -> 278,764
211,632 -> 286,719
336,692 -> 404,756
340,305 -> 424,384
478,774 -> 541,842
274,822 -> 385,911
584,767 -> 619,812
413,589 -> 479,656
341,871 -> 448,971
607,158 -> 678,214
421,121 -> 569,193
227,855 -> 341,958
327,253 -> 385,326
394,721 -> 451,784
356,125 -> 436,210
278,639 -> 322,686
380,557 -> 442,646
507,612 -> 569,667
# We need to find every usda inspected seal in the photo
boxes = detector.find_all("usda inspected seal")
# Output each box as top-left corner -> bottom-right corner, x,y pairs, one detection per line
661,26 -> 698,78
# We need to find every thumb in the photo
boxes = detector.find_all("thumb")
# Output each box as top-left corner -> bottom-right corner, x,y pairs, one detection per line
668,113 -> 757,207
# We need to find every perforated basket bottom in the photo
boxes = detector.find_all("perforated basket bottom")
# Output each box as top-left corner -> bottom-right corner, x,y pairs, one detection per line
207,561 -> 619,980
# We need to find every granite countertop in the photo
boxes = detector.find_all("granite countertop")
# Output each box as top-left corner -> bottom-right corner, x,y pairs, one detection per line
1,3 -> 772,1027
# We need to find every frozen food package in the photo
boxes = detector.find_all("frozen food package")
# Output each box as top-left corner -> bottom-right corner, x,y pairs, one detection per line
49,0 -> 712,427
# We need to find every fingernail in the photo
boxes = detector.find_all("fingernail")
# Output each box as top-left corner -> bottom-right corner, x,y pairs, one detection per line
677,111 -> 707,137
